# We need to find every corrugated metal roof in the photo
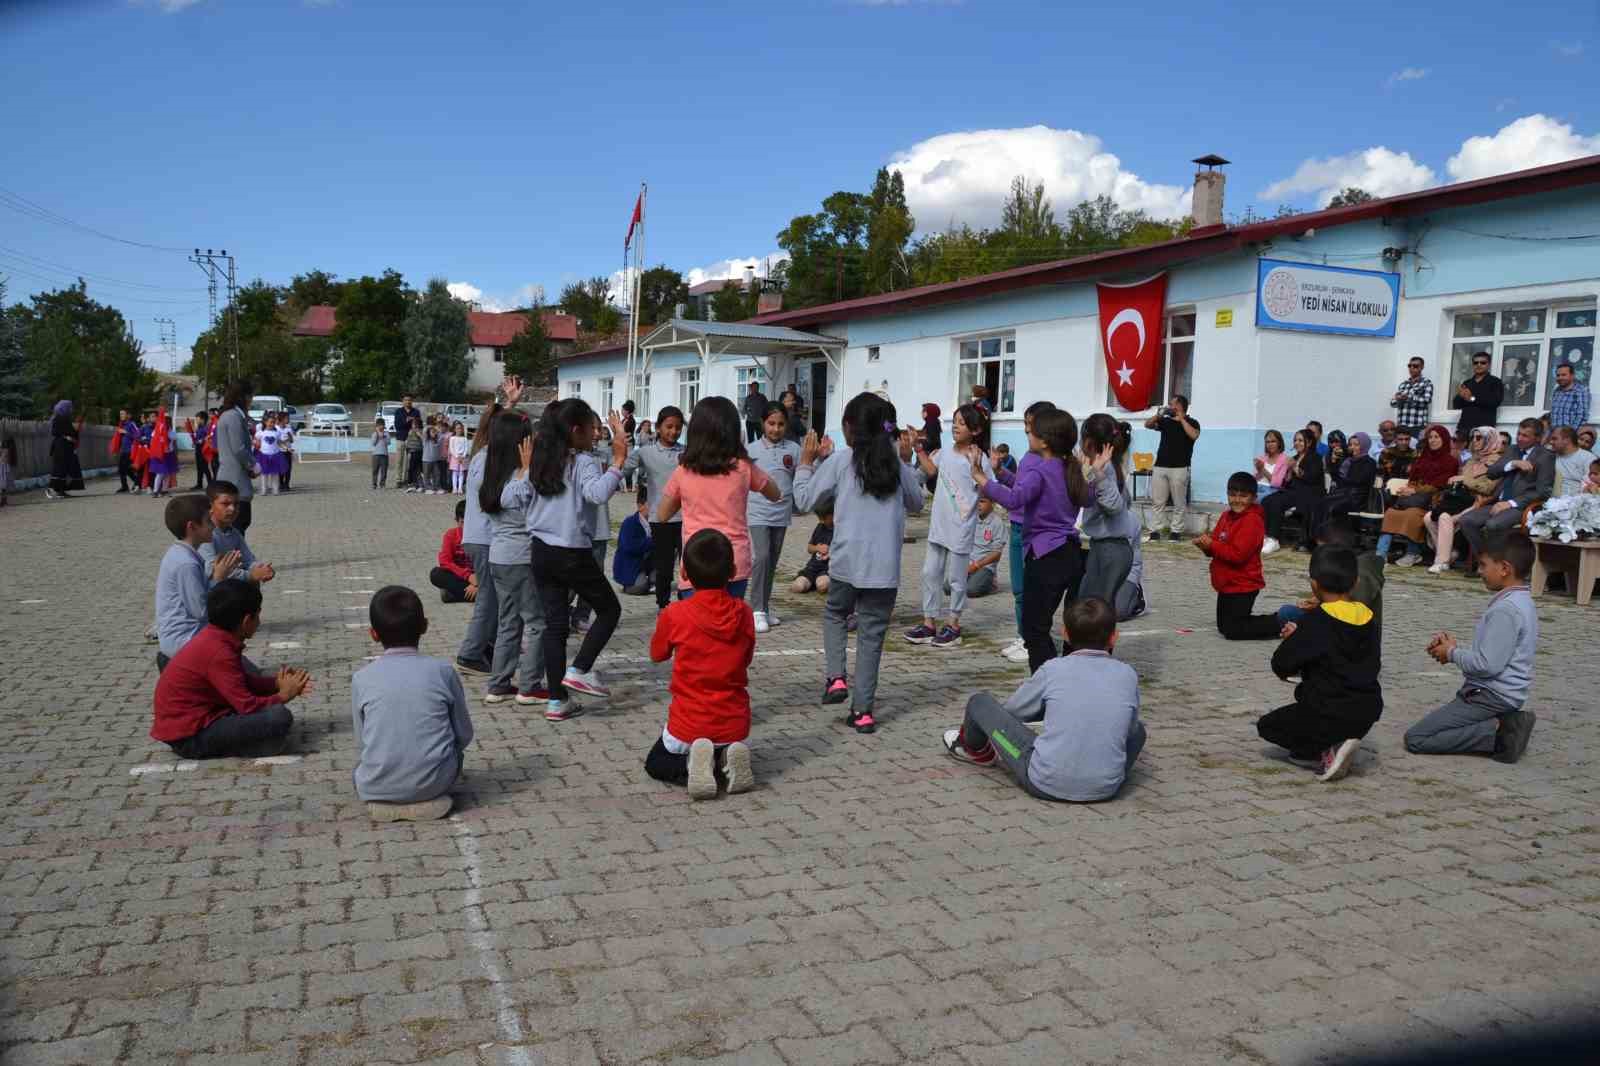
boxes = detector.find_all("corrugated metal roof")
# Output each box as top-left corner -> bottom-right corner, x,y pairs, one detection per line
642,319 -> 843,347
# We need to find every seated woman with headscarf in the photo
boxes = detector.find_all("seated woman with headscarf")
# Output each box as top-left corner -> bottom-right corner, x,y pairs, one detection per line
1375,425 -> 1457,566
1423,426 -> 1504,574
1318,431 -> 1378,529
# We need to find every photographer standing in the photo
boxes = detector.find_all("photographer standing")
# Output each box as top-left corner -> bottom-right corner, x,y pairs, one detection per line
1143,394 -> 1201,541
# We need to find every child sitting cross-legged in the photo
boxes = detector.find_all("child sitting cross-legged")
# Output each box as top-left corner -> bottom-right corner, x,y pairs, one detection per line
429,499 -> 478,604
353,585 -> 475,821
156,493 -> 242,670
612,487 -> 655,597
645,528 -> 756,800
1404,531 -> 1538,763
1257,544 -> 1382,782
942,596 -> 1146,802
150,578 -> 308,759
199,480 -> 275,585
790,502 -> 834,594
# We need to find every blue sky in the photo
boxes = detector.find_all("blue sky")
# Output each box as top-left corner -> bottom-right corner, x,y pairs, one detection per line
1,0 -> 1595,368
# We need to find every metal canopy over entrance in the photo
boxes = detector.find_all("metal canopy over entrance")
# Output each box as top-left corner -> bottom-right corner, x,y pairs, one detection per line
627,319 -> 847,434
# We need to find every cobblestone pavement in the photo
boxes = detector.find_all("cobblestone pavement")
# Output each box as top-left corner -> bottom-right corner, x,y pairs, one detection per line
2,462 -> 1598,1066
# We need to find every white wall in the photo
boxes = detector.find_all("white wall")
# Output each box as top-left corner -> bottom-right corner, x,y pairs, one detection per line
468,346 -> 502,392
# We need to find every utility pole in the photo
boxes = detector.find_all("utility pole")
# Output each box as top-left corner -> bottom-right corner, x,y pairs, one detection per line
154,316 -> 176,372
189,248 -> 238,405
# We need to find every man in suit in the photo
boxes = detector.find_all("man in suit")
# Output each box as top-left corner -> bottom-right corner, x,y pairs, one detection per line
216,379 -> 261,535
1458,417 -> 1554,560
1452,351 -> 1504,434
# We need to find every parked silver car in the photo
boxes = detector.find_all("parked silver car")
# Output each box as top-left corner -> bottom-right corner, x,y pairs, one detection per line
308,403 -> 354,435
440,403 -> 481,433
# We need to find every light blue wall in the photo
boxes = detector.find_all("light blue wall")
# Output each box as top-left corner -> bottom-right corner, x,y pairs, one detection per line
1403,186 -> 1600,297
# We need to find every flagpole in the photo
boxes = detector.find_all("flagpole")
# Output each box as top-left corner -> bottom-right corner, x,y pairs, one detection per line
626,182 -> 646,410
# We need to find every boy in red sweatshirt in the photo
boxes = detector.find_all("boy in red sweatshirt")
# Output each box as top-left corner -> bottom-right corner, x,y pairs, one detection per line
645,528 -> 756,799
1195,472 -> 1281,640
429,499 -> 477,604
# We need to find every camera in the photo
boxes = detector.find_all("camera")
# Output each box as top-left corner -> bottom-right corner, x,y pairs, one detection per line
1159,406 -> 1176,419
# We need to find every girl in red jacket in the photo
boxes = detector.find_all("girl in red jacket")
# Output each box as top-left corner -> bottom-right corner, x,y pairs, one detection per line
1196,472 -> 1282,640
645,528 -> 756,799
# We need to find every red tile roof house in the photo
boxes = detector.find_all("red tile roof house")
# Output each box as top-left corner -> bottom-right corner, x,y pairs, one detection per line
292,306 -> 578,395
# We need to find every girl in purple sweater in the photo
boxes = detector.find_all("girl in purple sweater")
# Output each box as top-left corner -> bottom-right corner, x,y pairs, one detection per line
973,408 -> 1092,673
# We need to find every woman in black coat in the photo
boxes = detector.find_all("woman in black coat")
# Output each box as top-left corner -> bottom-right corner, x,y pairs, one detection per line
47,399 -> 81,499
1263,429 -> 1326,552
1321,430 -> 1378,530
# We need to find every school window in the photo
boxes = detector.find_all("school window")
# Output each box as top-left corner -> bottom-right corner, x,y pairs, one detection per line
565,379 -> 582,398
1104,310 -> 1196,410
677,366 -> 700,409
599,376 -> 615,414
957,334 -> 1017,413
630,371 -> 651,419
1446,303 -> 1596,412
867,345 -> 880,363
735,366 -> 768,394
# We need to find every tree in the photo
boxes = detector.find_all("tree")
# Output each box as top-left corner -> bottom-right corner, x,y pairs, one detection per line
636,265 -> 687,326
0,282 -> 36,418
1326,187 -> 1375,208
709,281 -> 748,323
864,167 -> 915,293
1000,175 -> 1058,242
284,269 -> 345,314
13,280 -> 159,421
188,278 -> 328,402
559,276 -> 621,336
500,307 -> 554,386
330,270 -> 410,402
403,278 -> 472,401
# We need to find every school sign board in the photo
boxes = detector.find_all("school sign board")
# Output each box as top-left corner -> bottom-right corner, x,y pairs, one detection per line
1255,258 -> 1400,337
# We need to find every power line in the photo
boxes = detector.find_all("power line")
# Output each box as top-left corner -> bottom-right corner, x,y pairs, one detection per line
1435,224 -> 1600,242
0,265 -> 210,306
0,187 -> 193,254
0,245 -> 204,292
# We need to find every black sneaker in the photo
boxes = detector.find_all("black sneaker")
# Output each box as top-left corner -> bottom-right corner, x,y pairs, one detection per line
456,656 -> 493,675
846,708 -> 876,734
822,676 -> 849,704
1493,710 -> 1537,764
1167,530 -> 1184,542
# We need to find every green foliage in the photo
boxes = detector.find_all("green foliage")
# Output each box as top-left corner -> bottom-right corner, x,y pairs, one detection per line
1326,187 -> 1375,208
708,281 -> 750,323
188,278 -> 329,404
0,282 -> 37,419
330,270 -> 410,402
284,269 -> 345,312
13,280 -> 158,421
403,278 -> 472,401
864,168 -> 914,293
501,307 -> 554,385
636,265 -> 687,326
559,276 -> 621,336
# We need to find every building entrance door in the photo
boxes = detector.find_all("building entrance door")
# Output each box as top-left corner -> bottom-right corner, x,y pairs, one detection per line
795,359 -> 829,438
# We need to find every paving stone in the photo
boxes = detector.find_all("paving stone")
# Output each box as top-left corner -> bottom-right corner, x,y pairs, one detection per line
2,465 -> 1597,1062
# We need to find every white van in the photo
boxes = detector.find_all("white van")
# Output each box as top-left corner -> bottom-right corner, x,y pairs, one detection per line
249,394 -> 286,422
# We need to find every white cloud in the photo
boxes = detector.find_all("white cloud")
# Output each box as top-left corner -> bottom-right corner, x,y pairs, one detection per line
604,253 -> 787,311
1259,147 -> 1437,206
447,281 -> 544,312
1385,66 -> 1429,88
1445,114 -> 1600,181
885,125 -> 1192,232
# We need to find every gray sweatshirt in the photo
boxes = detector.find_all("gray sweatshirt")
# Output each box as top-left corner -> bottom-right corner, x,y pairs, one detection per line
461,450 -> 492,546
200,524 -> 256,582
526,452 -> 623,549
792,445 -> 924,589
924,447 -> 992,555
1450,585 -> 1538,708
1003,649 -> 1143,802
489,476 -> 533,565
747,436 -> 801,528
622,441 -> 684,523
155,542 -> 209,658
351,648 -> 473,803
1077,467 -> 1142,543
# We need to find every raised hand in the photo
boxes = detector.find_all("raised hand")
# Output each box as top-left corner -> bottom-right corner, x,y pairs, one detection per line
817,434 -> 835,459
897,429 -> 915,464
517,436 -> 533,473
211,550 -> 241,582
800,429 -> 820,466
501,376 -> 525,406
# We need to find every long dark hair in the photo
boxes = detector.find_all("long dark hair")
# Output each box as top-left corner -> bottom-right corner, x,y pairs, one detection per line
222,378 -> 252,411
842,391 -> 902,499
951,402 -> 991,454
1034,408 -> 1091,506
479,410 -> 531,514
531,397 -> 596,498
470,403 -> 500,458
1081,412 -> 1131,494
680,395 -> 747,475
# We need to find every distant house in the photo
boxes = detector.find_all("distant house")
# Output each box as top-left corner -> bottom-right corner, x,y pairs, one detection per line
291,306 -> 578,394
685,277 -> 783,320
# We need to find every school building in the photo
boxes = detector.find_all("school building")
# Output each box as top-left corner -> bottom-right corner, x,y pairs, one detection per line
556,153 -> 1600,503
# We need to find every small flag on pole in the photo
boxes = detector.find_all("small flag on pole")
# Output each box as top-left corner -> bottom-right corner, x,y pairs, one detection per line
625,191 -> 643,251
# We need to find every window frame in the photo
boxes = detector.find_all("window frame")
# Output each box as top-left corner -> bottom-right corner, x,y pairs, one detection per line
955,331 -> 1017,415
1103,308 -> 1196,413
599,376 -> 615,415
735,365 -> 769,395
677,366 -> 700,410
1441,300 -> 1597,418
630,371 -> 651,421
565,379 -> 582,398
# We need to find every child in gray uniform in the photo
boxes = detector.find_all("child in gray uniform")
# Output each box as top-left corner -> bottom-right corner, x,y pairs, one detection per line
621,405 -> 686,611
943,596 -> 1145,801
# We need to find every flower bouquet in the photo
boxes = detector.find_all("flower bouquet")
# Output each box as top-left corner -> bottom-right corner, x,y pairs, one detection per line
1528,493 -> 1600,543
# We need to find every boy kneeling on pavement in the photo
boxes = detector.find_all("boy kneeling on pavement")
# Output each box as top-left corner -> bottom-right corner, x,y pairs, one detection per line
942,596 -> 1145,802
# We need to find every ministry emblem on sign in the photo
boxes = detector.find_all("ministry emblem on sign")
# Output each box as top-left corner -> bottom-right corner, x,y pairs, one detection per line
1262,269 -> 1299,319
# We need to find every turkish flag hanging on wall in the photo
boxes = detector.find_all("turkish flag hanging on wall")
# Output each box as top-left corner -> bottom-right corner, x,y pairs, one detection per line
1097,273 -> 1168,410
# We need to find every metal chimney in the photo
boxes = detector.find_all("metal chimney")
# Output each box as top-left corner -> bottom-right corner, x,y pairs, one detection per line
1191,154 -> 1230,231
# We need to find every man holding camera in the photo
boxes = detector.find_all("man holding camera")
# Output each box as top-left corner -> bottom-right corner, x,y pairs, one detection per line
1143,395 -> 1201,542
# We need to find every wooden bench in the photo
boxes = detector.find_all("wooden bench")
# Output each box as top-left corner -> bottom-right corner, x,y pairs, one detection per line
1530,537 -> 1600,606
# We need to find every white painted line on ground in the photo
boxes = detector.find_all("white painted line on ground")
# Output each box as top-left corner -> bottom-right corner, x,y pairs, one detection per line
19,598 -> 47,605
344,589 -> 376,595
344,622 -> 367,629
252,755 -> 303,766
280,589 -> 304,594
129,762 -> 199,775
341,576 -> 376,580
593,646 -> 825,667
269,641 -> 304,649
450,816 -> 535,1066
343,606 -> 366,611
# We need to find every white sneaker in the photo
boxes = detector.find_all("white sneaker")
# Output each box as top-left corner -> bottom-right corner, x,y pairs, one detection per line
1318,738 -> 1361,783
723,740 -> 754,794
753,611 -> 770,634
687,738 -> 717,800
1002,641 -> 1031,664
1261,537 -> 1280,556
998,637 -> 1024,658
562,668 -> 609,698
1396,553 -> 1423,567
766,610 -> 781,628
1427,562 -> 1449,574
